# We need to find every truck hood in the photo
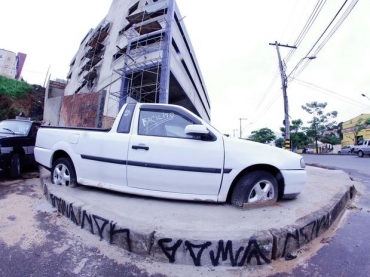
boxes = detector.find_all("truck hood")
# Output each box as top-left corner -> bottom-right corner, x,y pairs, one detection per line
223,137 -> 304,170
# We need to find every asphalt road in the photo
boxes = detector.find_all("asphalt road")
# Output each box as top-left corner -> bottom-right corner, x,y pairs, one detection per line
268,154 -> 370,277
0,156 -> 369,277
302,153 -> 370,175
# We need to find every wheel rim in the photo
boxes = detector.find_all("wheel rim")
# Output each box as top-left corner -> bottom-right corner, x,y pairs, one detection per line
53,163 -> 71,186
248,179 -> 275,203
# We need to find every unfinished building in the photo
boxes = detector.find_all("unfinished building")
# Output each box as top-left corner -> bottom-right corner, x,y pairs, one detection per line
63,0 -> 211,127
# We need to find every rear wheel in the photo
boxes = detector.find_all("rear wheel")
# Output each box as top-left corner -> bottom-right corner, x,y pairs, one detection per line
231,171 -> 278,208
51,158 -> 77,187
358,150 -> 364,158
10,153 -> 21,179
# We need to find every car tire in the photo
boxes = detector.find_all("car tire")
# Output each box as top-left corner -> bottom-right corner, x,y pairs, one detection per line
231,171 -> 278,208
358,151 -> 364,158
338,151 -> 341,155
51,158 -> 77,188
10,153 -> 21,179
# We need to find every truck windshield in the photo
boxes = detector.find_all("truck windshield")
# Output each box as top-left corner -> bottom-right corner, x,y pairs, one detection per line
0,120 -> 32,135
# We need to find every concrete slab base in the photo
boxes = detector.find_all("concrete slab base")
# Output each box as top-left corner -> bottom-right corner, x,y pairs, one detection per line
39,166 -> 356,267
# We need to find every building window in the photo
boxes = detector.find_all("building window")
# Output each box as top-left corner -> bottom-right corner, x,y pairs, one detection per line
128,2 -> 139,15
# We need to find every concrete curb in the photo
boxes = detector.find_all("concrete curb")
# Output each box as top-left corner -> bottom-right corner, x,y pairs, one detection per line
270,186 -> 355,259
39,174 -> 355,267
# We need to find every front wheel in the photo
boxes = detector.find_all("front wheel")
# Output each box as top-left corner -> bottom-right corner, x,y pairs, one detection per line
231,171 -> 278,208
358,150 -> 364,158
10,153 -> 21,179
51,158 -> 77,187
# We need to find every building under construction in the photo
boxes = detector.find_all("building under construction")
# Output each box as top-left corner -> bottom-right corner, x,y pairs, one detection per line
64,0 -> 211,125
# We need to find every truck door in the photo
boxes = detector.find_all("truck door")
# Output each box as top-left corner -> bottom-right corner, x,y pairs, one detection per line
126,105 -> 224,196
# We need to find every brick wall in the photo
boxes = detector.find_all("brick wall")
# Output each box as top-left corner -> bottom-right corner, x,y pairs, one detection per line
59,92 -> 100,127
102,115 -> 115,129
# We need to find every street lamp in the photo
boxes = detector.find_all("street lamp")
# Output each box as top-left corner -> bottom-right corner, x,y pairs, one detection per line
361,93 -> 370,101
287,56 -> 316,79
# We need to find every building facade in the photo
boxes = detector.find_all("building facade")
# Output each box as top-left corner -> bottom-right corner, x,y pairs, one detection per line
64,0 -> 211,125
0,49 -> 26,79
342,113 -> 370,146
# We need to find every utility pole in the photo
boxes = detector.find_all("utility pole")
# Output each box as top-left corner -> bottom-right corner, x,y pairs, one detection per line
239,118 -> 248,139
233,129 -> 238,137
269,41 -> 296,150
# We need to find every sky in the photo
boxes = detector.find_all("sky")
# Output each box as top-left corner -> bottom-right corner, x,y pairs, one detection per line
1,0 -> 370,137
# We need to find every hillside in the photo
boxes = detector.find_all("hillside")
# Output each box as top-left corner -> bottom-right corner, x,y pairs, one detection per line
0,76 -> 44,121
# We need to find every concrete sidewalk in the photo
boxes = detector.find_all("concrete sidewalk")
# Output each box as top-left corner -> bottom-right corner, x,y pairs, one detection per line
39,166 -> 356,268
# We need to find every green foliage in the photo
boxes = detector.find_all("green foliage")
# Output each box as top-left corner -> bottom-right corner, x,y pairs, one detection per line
280,119 -> 311,149
275,137 -> 285,148
320,133 -> 341,145
0,75 -> 33,99
302,101 -> 338,153
248,127 -> 276,144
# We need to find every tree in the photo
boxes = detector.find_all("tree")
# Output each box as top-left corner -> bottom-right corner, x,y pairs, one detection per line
347,117 -> 370,145
275,137 -> 285,148
302,102 -> 338,154
248,128 -> 276,144
280,119 -> 311,150
320,133 -> 341,145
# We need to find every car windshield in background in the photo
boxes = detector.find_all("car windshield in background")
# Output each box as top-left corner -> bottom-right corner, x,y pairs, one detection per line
0,121 -> 31,135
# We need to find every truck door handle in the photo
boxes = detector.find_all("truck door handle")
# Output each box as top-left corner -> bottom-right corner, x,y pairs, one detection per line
132,145 -> 149,151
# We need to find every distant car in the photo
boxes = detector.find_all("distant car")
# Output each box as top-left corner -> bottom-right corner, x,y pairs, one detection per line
338,145 -> 354,155
0,119 -> 40,178
304,148 -> 314,153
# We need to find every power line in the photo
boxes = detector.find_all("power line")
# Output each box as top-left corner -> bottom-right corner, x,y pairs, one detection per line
294,0 -> 359,78
294,78 -> 370,109
284,0 -> 327,64
250,1 -> 328,125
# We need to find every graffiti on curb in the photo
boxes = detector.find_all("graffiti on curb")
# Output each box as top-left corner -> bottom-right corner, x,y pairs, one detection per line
49,193 -> 131,251
47,186 -> 349,267
158,238 -> 270,267
49,192 -> 270,267
281,197 -> 345,258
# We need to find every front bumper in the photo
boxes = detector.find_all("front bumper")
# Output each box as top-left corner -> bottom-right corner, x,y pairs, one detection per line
281,169 -> 307,198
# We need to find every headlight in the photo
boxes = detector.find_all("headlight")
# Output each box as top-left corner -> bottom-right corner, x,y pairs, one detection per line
300,158 -> 305,168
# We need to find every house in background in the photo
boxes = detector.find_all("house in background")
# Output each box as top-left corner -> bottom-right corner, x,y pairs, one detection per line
341,113 -> 370,146
62,0 -> 211,128
0,49 -> 27,80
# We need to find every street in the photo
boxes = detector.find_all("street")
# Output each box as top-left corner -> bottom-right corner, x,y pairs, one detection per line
269,154 -> 370,277
0,155 -> 369,277
302,153 -> 370,175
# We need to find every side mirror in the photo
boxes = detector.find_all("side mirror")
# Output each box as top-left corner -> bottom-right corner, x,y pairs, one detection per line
185,124 -> 209,135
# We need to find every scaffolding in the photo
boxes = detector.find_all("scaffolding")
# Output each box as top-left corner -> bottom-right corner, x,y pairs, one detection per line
75,20 -> 111,94
110,0 -> 174,107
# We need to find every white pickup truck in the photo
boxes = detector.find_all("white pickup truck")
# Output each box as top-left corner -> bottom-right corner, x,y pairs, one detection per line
354,139 -> 370,157
35,103 -> 306,207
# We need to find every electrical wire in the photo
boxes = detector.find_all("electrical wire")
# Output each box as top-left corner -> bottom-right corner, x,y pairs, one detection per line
250,1 -> 328,124
294,78 -> 370,109
293,0 -> 359,78
284,0 -> 327,64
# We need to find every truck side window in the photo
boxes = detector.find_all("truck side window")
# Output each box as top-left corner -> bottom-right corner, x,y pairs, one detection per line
138,109 -> 197,139
117,104 -> 136,133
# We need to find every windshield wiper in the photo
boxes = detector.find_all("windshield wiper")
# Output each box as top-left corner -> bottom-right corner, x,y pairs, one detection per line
1,128 -> 16,135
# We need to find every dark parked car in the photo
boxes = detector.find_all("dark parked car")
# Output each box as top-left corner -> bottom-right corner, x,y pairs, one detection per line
338,145 -> 354,155
0,119 -> 41,178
